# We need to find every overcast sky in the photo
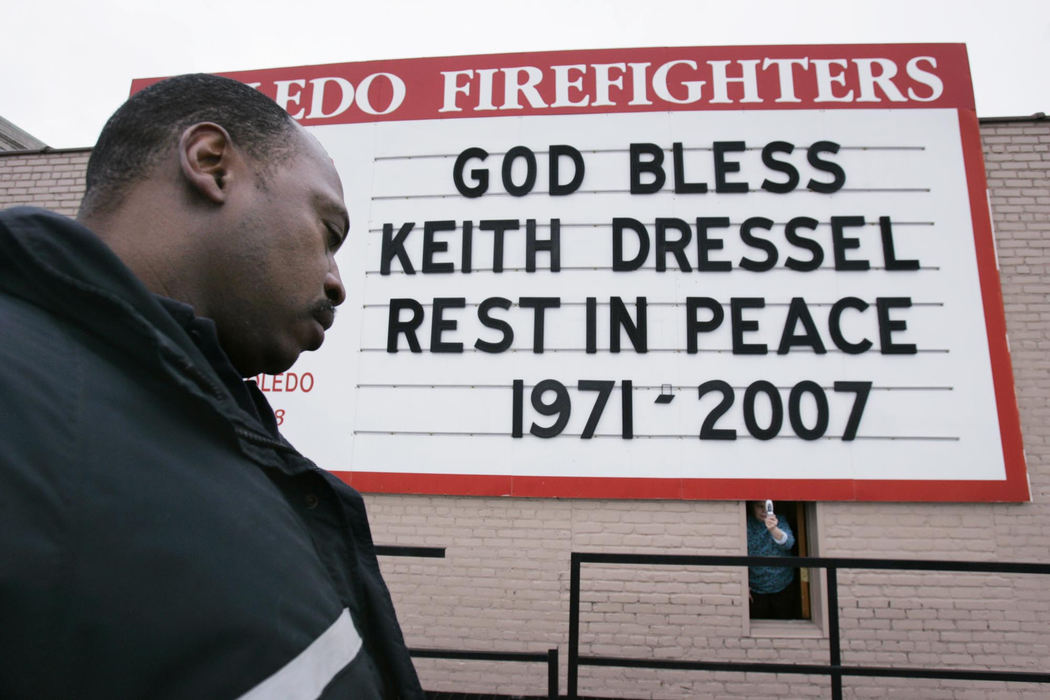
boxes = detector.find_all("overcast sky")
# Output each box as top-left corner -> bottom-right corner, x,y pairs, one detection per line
3,0 -> 1047,148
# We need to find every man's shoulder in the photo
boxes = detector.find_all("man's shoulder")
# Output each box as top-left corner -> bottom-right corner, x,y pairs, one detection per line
0,205 -> 178,346
0,206 -> 115,264
0,206 -> 117,290
0,206 -> 80,234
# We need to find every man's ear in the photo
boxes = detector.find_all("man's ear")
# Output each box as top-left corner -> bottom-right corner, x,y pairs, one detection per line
178,122 -> 237,204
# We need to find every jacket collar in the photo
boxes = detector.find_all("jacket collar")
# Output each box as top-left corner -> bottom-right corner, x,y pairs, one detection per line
0,206 -> 268,436
156,295 -> 280,437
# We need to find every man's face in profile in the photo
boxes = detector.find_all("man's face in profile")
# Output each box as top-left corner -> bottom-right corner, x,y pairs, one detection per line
207,129 -> 350,377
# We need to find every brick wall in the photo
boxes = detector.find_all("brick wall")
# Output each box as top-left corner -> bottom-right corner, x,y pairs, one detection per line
0,148 -> 90,215
2,120 -> 1047,698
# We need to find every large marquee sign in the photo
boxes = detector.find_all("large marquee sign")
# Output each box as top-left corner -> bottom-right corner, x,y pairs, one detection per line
136,44 -> 1028,501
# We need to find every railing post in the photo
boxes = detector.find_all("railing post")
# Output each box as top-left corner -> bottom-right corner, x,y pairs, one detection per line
568,553 -> 581,699
547,647 -> 559,700
827,566 -> 842,700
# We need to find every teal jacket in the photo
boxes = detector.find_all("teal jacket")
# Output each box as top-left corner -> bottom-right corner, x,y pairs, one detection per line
747,513 -> 796,594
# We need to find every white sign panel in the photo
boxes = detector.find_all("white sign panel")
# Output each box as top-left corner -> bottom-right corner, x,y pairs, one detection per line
136,45 -> 1027,501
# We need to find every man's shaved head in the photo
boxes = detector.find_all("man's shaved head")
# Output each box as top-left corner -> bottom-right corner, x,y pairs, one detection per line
79,73 -> 296,216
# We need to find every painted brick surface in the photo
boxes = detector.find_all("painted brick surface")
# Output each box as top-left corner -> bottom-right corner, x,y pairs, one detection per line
1,120 -> 1047,698
0,149 -> 90,216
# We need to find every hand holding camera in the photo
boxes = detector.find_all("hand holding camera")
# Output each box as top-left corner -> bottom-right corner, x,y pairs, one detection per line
764,499 -> 779,531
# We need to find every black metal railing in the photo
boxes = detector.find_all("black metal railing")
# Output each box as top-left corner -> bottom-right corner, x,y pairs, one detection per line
374,545 -> 447,558
409,647 -> 559,699
377,545 -> 557,698
568,552 -> 1050,699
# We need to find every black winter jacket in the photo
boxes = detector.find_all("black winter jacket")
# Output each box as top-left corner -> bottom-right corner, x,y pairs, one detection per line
0,207 -> 423,698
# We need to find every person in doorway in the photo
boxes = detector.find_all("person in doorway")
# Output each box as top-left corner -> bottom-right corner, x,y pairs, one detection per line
0,74 -> 422,698
747,501 -> 800,619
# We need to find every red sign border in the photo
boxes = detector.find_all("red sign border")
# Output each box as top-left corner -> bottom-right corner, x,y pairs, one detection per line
133,43 -> 976,125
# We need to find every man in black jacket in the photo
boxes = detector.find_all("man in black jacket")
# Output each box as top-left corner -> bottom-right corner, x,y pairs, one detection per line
0,74 -> 422,698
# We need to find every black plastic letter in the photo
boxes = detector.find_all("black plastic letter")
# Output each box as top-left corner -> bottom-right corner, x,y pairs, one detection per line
760,141 -> 799,193
672,142 -> 708,193
612,218 -> 650,271
739,217 -> 778,272
655,218 -> 693,272
502,146 -> 537,196
476,297 -> 513,353
777,297 -> 827,354
730,297 -> 767,355
549,144 -> 585,196
785,217 -> 824,271
685,297 -> 723,354
713,141 -> 749,193
381,222 -> 415,275
876,297 -> 917,354
453,147 -> 489,197
629,143 -> 666,194
387,298 -> 424,353
430,298 -> 465,353
807,141 -> 846,193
